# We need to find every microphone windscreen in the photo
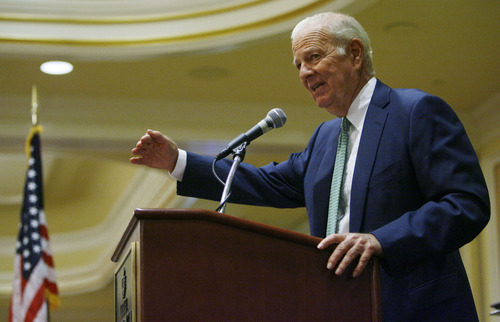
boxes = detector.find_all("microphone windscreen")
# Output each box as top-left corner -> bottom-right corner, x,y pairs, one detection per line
267,108 -> 287,128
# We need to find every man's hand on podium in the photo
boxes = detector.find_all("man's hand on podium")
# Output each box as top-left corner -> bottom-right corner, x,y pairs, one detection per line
317,233 -> 382,278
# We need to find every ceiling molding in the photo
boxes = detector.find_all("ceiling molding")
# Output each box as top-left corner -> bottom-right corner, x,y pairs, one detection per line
0,0 -> 378,58
0,0 -> 280,23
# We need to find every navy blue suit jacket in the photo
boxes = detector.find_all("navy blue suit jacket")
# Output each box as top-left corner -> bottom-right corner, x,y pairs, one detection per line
178,80 -> 490,320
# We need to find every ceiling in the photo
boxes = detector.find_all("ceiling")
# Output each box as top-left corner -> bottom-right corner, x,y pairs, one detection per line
0,0 -> 499,318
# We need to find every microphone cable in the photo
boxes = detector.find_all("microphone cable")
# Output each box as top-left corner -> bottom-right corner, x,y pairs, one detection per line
212,158 -> 232,212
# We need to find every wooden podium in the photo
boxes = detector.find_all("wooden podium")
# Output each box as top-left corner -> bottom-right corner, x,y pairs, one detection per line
112,208 -> 381,321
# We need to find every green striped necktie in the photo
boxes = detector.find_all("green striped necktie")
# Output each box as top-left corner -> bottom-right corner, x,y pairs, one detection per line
326,117 -> 351,236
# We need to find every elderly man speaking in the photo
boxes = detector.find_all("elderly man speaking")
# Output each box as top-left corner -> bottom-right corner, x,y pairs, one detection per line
131,12 -> 490,320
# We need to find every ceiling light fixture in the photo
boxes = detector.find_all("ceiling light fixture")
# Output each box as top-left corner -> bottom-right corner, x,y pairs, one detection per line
40,61 -> 73,75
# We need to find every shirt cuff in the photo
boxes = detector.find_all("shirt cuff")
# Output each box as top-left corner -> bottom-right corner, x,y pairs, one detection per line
169,149 -> 187,181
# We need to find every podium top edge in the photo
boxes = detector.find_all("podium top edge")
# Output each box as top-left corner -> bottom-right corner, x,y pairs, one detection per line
135,208 -> 321,246
112,208 -> 321,262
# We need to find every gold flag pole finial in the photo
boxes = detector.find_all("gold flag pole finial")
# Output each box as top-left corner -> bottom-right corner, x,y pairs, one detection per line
31,85 -> 38,126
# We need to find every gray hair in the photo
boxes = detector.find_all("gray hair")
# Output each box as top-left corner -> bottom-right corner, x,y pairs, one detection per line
291,12 -> 375,76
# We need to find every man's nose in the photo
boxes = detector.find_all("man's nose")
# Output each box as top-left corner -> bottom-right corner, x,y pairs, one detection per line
299,63 -> 314,79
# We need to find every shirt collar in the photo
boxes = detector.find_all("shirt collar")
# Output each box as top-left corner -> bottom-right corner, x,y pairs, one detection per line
345,77 -> 377,131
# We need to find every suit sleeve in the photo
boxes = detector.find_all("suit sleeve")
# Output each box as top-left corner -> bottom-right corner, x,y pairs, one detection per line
177,123 -> 326,208
371,95 -> 490,271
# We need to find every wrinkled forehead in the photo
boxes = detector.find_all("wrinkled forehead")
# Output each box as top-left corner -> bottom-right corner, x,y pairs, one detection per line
292,25 -> 334,55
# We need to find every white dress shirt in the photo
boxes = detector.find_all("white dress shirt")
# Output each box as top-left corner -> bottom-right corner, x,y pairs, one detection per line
337,77 -> 376,233
170,148 -> 187,181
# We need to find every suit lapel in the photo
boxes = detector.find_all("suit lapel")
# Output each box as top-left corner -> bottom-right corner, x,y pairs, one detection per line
350,80 -> 391,232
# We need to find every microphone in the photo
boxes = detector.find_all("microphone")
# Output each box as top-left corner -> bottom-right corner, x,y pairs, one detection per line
215,108 -> 287,160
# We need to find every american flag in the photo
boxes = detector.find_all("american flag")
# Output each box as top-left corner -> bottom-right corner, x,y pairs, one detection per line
9,126 -> 60,322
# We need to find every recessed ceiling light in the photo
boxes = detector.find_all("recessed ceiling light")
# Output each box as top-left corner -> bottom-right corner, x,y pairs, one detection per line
40,61 -> 73,75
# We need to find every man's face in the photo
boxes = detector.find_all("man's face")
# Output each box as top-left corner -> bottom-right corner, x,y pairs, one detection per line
292,26 -> 361,117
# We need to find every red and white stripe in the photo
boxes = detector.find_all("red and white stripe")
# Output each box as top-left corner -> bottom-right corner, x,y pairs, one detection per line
10,210 -> 59,322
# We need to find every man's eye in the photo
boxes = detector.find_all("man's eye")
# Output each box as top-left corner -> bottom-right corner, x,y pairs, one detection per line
296,63 -> 302,70
311,54 -> 320,60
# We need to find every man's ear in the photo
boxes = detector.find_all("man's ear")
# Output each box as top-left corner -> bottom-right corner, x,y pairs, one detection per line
349,38 -> 364,70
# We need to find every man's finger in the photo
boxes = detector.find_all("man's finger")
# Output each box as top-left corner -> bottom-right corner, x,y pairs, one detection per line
317,233 -> 344,249
140,135 -> 153,145
147,129 -> 165,141
325,237 -> 352,270
332,239 -> 360,275
131,146 -> 147,156
352,251 -> 372,277
130,156 -> 145,165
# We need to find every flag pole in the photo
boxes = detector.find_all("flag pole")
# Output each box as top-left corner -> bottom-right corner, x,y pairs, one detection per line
31,85 -> 38,127
31,85 -> 54,322
27,85 -> 41,156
